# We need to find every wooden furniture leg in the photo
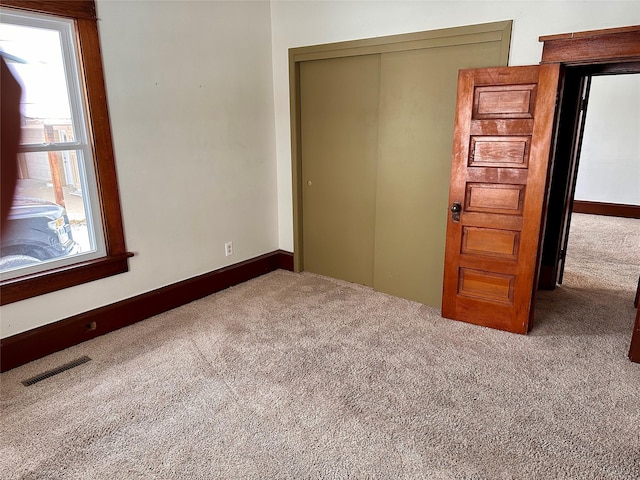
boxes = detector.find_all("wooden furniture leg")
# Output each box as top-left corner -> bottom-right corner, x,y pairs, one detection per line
630,307 -> 640,363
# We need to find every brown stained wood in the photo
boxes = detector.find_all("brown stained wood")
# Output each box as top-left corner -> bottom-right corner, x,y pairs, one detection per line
470,136 -> 530,168
469,119 -> 534,136
462,227 -> 519,259
466,184 -> 524,213
457,255 -> 519,277
1,254 -> 133,305
572,201 -> 640,219
459,268 -> 514,303
76,17 -> 127,255
630,307 -> 640,363
586,62 -> 640,75
538,70 -> 587,290
540,26 -> 640,65
454,295 -> 519,331
442,64 -> 560,334
540,25 -> 640,42
465,167 -> 528,185
461,212 -> 523,231
474,85 -> 536,119
0,1 -> 131,303
0,0 -> 96,19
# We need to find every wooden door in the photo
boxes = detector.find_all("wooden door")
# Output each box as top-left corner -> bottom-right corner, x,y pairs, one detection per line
442,65 -> 561,334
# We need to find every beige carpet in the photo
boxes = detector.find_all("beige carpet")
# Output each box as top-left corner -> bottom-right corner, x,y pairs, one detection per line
1,213 -> 639,479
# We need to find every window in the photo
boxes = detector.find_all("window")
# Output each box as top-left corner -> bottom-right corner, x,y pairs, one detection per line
0,1 -> 130,305
1,11 -> 105,277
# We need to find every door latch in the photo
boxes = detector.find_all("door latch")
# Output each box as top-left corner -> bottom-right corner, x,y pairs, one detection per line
450,201 -> 462,222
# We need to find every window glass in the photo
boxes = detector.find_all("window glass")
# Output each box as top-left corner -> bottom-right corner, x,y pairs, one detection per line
0,10 -> 105,278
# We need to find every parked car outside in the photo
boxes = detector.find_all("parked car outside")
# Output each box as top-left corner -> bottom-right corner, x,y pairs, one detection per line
0,196 -> 80,271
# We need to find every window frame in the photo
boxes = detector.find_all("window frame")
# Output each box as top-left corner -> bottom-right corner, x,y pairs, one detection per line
0,0 -> 131,305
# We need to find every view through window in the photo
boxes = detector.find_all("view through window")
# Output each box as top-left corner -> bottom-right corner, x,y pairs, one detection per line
0,9 -> 105,279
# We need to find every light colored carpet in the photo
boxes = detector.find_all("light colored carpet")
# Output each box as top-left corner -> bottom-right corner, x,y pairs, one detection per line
1,213 -> 639,479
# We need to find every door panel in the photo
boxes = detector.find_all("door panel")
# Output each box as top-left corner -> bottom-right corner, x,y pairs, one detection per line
442,65 -> 560,334
373,42 -> 508,306
300,55 -> 381,286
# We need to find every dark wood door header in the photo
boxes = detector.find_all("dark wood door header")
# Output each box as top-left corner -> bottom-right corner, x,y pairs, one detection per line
540,25 -> 640,65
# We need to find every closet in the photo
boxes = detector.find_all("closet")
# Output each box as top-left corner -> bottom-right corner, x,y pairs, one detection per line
292,21 -> 512,306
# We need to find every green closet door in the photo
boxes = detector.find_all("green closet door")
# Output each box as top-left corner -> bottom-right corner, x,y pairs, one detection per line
374,41 -> 509,307
294,22 -> 511,306
300,54 -> 381,286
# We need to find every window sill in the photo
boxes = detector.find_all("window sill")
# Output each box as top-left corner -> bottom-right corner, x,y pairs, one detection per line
0,252 -> 133,305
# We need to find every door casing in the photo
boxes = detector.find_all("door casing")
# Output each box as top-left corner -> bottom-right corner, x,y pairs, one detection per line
538,26 -> 640,290
537,25 -> 640,362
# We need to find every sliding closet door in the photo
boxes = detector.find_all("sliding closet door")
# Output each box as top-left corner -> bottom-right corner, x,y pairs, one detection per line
293,22 -> 512,304
374,42 -> 510,306
300,55 -> 381,286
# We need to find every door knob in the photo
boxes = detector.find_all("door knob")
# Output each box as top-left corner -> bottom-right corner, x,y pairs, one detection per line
450,201 -> 462,222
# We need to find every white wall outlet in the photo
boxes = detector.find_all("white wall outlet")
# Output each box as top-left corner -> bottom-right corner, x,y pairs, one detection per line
225,241 -> 233,257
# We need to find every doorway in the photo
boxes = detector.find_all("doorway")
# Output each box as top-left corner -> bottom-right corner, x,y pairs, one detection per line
546,75 -> 640,343
536,25 -> 640,361
565,73 -> 639,291
539,67 -> 640,290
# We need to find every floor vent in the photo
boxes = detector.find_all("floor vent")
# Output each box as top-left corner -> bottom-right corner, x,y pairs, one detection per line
22,356 -> 92,386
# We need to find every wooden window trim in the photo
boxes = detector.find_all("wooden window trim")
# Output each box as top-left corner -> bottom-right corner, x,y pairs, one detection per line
0,0 -> 96,20
0,0 -> 132,305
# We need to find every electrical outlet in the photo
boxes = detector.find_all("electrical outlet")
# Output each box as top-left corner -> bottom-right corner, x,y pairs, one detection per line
225,241 -> 233,257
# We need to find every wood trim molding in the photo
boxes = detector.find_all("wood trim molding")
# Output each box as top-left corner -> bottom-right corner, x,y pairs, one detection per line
630,308 -> 640,364
540,25 -> 640,42
572,200 -> 640,219
0,250 -> 294,372
0,1 -> 96,20
540,25 -> 640,65
0,253 -> 133,305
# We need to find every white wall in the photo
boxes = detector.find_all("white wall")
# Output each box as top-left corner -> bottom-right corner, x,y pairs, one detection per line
272,0 -> 640,251
1,0 -> 278,338
574,74 -> 640,205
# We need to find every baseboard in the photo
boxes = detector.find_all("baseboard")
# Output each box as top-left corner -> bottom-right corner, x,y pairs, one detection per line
0,250 -> 294,372
572,200 -> 640,219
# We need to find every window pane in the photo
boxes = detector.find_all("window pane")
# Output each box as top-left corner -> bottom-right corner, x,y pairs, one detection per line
0,148 -> 102,275
0,21 -> 74,143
